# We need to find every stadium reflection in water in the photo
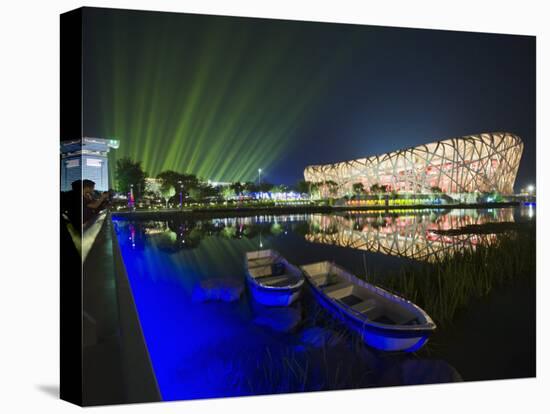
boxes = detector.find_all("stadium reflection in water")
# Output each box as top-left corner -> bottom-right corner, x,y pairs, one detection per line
304,208 -> 515,263
132,207 -> 518,264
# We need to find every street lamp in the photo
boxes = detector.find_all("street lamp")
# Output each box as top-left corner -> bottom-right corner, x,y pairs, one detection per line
258,168 -> 262,187
178,180 -> 183,209
527,184 -> 535,194
258,168 -> 262,200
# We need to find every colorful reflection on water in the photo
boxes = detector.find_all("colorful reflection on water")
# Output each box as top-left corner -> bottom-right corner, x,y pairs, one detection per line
306,208 -> 514,262
113,207 -> 534,401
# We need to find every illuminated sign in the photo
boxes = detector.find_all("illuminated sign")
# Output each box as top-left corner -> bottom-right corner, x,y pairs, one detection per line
86,158 -> 102,167
66,159 -> 80,168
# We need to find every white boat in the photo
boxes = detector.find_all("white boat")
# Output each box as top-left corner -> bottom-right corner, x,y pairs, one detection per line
300,261 -> 436,352
245,250 -> 304,306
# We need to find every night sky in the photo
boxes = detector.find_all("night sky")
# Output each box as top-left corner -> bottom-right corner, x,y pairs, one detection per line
82,7 -> 536,189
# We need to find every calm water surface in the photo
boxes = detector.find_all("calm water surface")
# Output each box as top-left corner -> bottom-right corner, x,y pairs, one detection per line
113,206 -> 535,400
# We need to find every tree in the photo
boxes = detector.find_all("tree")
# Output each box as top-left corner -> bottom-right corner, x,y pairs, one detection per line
258,181 -> 274,193
115,157 -> 146,197
324,180 -> 339,198
270,222 -> 283,236
429,186 -> 442,202
271,184 -> 288,194
221,186 -> 236,200
186,182 -> 219,202
144,178 -> 162,197
309,182 -> 320,199
370,183 -> 388,200
243,181 -> 259,194
294,180 -> 311,194
157,171 -> 199,194
230,182 -> 245,196
179,173 -> 200,189
157,171 -> 202,205
199,183 -> 219,200
160,185 -> 176,208
490,191 -> 504,203
188,186 -> 202,202
352,182 -> 365,196
370,183 -> 389,194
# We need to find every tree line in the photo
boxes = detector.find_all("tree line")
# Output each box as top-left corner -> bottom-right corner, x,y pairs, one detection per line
114,156 -> 448,203
114,157 -> 317,202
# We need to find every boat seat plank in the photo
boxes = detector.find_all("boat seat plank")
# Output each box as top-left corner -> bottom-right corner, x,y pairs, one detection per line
258,274 -> 294,286
248,257 -> 276,268
324,282 -> 353,299
372,314 -> 396,325
309,272 -> 326,280
363,307 -> 383,322
249,266 -> 274,278
322,281 -> 349,293
309,272 -> 328,286
394,314 -> 420,325
351,299 -> 377,314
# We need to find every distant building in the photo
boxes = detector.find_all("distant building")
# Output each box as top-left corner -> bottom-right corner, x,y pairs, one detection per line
145,177 -> 163,194
207,180 -> 233,187
60,137 -> 119,191
304,132 -> 523,198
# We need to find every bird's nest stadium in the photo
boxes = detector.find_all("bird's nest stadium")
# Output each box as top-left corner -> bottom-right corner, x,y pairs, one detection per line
303,132 -> 523,198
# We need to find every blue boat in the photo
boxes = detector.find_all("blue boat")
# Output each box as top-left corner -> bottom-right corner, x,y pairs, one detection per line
245,250 -> 304,306
301,261 -> 436,352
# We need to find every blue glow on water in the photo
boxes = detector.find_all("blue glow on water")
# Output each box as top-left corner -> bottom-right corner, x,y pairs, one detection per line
112,211 -> 509,399
115,222 -> 291,400
248,282 -> 301,306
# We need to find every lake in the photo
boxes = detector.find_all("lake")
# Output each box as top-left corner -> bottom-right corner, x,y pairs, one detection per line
112,205 -> 535,401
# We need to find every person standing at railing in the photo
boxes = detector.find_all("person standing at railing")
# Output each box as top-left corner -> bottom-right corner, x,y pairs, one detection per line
62,179 -> 112,230
82,179 -> 110,223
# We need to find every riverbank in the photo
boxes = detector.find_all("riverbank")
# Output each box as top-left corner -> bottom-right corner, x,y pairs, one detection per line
112,201 -> 520,220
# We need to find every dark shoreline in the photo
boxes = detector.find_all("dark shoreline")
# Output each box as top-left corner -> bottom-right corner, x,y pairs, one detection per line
111,201 -> 520,220
431,221 -> 534,235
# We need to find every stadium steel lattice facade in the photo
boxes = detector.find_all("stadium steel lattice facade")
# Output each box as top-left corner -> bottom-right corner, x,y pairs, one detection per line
303,132 -> 523,197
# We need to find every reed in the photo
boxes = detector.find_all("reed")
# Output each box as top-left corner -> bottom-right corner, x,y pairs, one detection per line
240,341 -> 375,394
376,227 -> 536,326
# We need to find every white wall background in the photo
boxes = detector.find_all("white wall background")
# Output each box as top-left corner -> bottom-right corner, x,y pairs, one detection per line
0,0 -> 547,412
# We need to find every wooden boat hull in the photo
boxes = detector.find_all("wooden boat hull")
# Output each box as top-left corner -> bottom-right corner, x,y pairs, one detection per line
245,250 -> 304,307
302,261 -> 436,352
309,285 -> 431,352
246,280 -> 302,306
